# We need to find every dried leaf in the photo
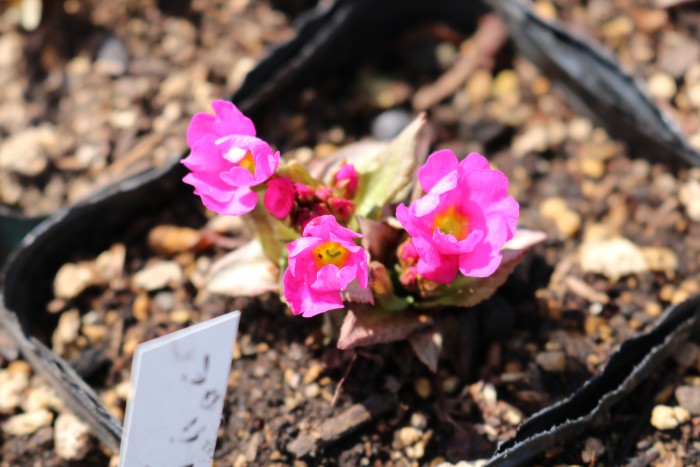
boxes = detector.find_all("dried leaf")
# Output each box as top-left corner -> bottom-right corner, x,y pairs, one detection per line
337,305 -> 431,350
357,216 -> 404,264
353,114 -> 430,219
429,229 -> 547,308
408,327 -> 443,372
204,239 -> 279,297
340,280 -> 375,305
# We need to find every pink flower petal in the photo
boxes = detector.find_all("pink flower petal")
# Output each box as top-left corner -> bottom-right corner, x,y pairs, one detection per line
220,167 -> 258,187
417,149 -> 459,192
283,215 -> 369,318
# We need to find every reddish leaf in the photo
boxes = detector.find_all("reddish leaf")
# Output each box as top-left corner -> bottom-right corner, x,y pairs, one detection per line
337,305 -> 432,350
430,229 -> 547,308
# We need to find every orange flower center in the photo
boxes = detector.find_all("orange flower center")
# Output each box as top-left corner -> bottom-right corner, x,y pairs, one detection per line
433,205 -> 469,240
313,241 -> 350,268
238,151 -> 256,174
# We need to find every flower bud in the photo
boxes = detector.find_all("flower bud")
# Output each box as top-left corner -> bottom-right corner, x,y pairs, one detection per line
397,239 -> 419,266
293,183 -> 315,204
264,177 -> 294,219
328,197 -> 355,224
333,163 -> 359,198
314,185 -> 332,202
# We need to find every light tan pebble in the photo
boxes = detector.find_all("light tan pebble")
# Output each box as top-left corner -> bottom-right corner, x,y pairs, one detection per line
132,293 -> 150,322
687,83 -> 700,109
415,378 -> 431,399
679,179 -> 700,222
540,197 -> 581,239
3,409 -> 53,436
169,309 -> 192,324
406,440 -> 426,459
581,437 -> 606,464
0,126 -> 52,176
499,401 -> 524,425
393,426 -> 423,450
441,376 -> 460,394
52,309 -> 81,356
465,69 -> 492,104
579,237 -> 648,281
304,383 -> 320,399
54,412 -> 92,461
410,412 -> 428,430
647,72 -> 677,101
22,384 -> 64,412
114,380 -> 132,401
284,368 -> 300,389
492,70 -> 520,103
641,247 -> 678,276
54,263 -> 98,299
512,126 -> 548,157
651,405 -> 689,430
535,350 -> 566,372
132,260 -> 183,291
568,117 -> 593,142
147,225 -> 202,256
303,363 -> 323,385
0,370 -> 29,414
600,16 -> 634,40
580,157 -> 605,179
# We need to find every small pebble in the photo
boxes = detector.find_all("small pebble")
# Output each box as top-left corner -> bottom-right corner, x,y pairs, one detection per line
650,405 -> 689,430
133,260 -> 183,291
647,72 -> 677,101
371,109 -> 413,141
95,35 -> 129,76
410,412 -> 428,430
54,412 -> 92,461
535,350 -> 566,372
54,263 -> 98,300
675,386 -> 700,415
415,378 -> 431,399
581,437 -> 606,464
3,409 -> 53,436
393,426 -> 422,450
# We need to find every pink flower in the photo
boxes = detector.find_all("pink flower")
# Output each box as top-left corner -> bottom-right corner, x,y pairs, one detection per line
182,100 -> 280,216
264,177 -> 294,219
396,150 -> 519,284
283,215 -> 369,317
334,164 -> 359,198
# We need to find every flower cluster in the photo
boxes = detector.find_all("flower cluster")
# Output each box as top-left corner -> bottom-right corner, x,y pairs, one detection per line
183,100 -> 519,319
396,150 -> 519,284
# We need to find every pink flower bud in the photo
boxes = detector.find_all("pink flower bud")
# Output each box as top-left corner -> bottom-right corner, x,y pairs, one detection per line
315,186 -> 332,202
264,177 -> 294,219
293,183 -> 315,204
334,163 -> 359,198
328,197 -> 355,224
399,266 -> 419,288
397,239 -> 419,266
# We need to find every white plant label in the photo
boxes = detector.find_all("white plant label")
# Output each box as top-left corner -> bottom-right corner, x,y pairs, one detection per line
119,311 -> 241,467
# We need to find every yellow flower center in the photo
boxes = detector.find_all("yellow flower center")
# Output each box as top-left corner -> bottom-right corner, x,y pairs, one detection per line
313,241 -> 350,268
433,205 -> 469,240
238,151 -> 256,174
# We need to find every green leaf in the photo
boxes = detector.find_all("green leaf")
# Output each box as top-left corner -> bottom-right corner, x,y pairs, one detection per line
244,204 -> 298,263
353,114 -> 430,220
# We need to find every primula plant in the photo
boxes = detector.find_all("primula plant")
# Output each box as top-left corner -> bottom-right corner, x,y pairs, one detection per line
185,100 -> 545,370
